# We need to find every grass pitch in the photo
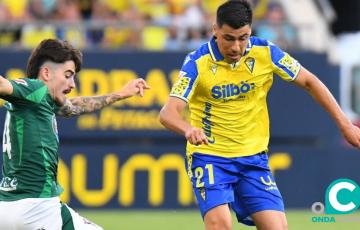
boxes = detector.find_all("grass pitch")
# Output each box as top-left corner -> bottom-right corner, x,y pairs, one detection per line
80,209 -> 360,230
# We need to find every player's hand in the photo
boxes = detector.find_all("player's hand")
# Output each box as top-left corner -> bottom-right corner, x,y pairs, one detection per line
185,127 -> 209,146
341,123 -> 360,148
120,78 -> 151,98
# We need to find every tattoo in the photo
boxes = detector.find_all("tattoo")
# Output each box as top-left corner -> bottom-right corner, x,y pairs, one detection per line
56,94 -> 121,118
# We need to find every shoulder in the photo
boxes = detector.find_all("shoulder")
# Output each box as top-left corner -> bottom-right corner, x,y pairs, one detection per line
11,78 -> 44,89
185,42 -> 211,63
249,36 -> 273,47
7,78 -> 49,104
250,36 -> 287,59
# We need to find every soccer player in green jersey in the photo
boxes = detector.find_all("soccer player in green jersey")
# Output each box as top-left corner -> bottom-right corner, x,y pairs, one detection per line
160,1 -> 360,230
0,39 -> 150,229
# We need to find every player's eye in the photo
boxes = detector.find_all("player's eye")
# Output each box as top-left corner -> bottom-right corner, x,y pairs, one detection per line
65,70 -> 75,78
223,36 -> 235,41
239,36 -> 248,41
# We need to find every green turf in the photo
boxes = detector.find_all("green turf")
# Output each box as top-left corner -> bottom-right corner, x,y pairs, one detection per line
80,209 -> 360,230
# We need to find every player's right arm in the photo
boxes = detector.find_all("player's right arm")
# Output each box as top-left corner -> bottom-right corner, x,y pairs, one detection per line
0,75 -> 13,96
160,97 -> 208,146
57,78 -> 150,117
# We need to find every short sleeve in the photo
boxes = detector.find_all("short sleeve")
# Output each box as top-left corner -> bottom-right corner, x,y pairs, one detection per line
169,54 -> 199,102
270,44 -> 301,81
2,78 -> 48,104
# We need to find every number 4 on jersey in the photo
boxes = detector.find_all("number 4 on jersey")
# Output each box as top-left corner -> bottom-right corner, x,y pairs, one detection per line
2,112 -> 12,159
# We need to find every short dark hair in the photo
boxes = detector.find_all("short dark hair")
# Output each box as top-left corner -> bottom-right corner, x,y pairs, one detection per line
217,0 -> 253,29
26,39 -> 83,79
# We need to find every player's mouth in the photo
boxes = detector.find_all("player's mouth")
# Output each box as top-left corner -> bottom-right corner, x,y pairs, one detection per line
63,89 -> 72,95
228,54 -> 241,61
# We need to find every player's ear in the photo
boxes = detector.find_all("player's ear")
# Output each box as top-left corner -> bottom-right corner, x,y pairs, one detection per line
212,23 -> 218,37
39,66 -> 51,81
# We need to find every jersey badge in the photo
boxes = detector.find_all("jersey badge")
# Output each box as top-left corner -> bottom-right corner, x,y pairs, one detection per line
210,64 -> 217,75
245,57 -> 255,73
14,79 -> 28,86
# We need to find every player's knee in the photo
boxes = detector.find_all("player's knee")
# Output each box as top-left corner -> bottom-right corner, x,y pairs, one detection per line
281,220 -> 288,230
205,216 -> 232,230
272,217 -> 288,230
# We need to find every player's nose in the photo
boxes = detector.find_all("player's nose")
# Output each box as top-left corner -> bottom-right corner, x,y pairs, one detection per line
69,78 -> 76,89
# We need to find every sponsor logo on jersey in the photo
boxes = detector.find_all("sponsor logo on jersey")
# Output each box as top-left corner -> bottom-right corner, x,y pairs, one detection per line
279,53 -> 300,75
170,76 -> 191,97
202,102 -> 215,144
211,82 -> 255,99
14,79 -> 28,86
0,176 -> 18,191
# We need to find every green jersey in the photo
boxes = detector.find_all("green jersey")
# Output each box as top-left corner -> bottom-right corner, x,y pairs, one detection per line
0,78 -> 63,201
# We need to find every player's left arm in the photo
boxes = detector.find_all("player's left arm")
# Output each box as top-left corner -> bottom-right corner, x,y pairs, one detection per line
293,67 -> 360,148
57,78 -> 150,117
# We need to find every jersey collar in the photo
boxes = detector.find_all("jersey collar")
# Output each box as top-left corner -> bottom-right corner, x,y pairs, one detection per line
208,37 -> 224,62
208,36 -> 253,62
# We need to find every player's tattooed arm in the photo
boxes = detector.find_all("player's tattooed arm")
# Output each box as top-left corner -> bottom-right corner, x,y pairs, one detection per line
56,78 -> 150,118
56,94 -> 121,118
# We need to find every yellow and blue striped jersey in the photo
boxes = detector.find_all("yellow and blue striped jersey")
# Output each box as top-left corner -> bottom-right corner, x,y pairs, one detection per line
170,36 -> 301,158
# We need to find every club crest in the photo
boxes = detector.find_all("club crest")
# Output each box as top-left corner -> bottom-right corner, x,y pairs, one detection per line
210,64 -> 217,75
245,57 -> 255,73
200,187 -> 206,200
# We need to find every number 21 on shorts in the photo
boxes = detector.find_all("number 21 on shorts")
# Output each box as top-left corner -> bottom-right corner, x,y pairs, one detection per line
194,164 -> 214,187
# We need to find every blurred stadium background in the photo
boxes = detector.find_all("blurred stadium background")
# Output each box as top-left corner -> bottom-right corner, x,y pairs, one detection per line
1,0 -> 360,229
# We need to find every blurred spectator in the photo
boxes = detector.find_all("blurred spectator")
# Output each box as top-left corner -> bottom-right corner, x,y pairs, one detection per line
28,0 -> 57,20
54,0 -> 81,21
90,0 -> 116,20
102,26 -> 137,49
21,24 -> 56,48
0,0 -> 303,51
131,0 -> 171,26
249,0 -> 270,20
0,3 -> 21,47
202,0 -> 226,22
86,25 -> 104,47
54,0 -> 84,48
185,27 -> 208,51
1,0 -> 30,21
101,0 -> 130,18
164,25 -> 183,51
141,25 -> 168,50
173,0 -> 205,30
75,0 -> 93,19
255,1 -> 297,50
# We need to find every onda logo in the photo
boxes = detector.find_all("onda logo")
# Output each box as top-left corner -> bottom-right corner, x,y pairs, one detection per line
311,179 -> 360,215
211,82 -> 255,99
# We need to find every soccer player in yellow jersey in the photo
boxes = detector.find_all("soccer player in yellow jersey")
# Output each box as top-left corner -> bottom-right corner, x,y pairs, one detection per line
159,1 -> 360,229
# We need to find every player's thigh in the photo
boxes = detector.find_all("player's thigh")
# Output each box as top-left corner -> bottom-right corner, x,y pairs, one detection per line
204,204 -> 232,230
61,203 -> 103,230
186,154 -> 237,218
251,210 -> 288,230
231,152 -> 285,226
0,197 -> 62,230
